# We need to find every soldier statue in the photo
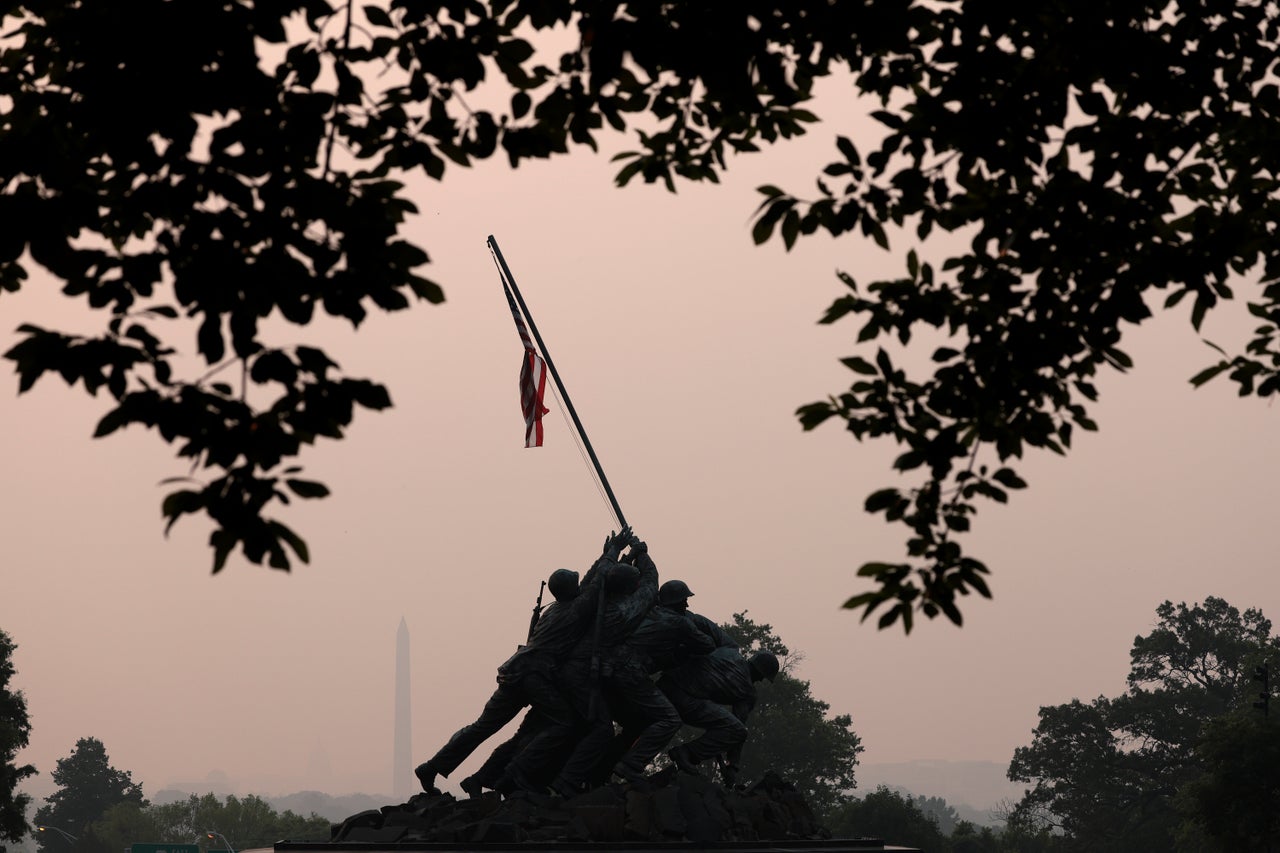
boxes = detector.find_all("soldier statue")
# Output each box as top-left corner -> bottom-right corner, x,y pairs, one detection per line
661,647 -> 780,786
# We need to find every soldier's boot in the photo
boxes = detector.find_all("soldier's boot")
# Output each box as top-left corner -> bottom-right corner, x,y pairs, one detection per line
612,762 -> 652,793
495,762 -> 545,797
414,762 -> 442,795
549,776 -> 583,800
667,743 -> 700,776
459,774 -> 485,798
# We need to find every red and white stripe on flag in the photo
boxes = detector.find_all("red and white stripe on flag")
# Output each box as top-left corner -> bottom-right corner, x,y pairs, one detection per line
519,345 -> 549,447
505,284 -> 549,447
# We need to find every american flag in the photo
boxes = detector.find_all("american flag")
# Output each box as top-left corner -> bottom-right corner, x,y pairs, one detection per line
504,282 -> 549,447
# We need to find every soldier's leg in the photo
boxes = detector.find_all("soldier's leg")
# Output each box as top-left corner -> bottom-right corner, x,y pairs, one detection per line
416,682 -> 525,789
595,692 -> 646,784
500,672 -> 578,791
676,699 -> 746,764
465,709 -> 545,794
611,666 -> 681,779
549,660 -> 616,794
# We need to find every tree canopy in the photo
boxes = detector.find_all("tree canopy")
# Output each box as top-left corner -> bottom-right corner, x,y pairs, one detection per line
0,629 -> 36,845
34,738 -> 145,853
715,612 -> 863,819
2,1 -> 1277,628
1007,597 -> 1280,851
778,2 -> 1280,630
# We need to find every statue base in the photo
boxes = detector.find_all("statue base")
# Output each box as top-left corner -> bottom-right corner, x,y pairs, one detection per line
273,770 -> 917,851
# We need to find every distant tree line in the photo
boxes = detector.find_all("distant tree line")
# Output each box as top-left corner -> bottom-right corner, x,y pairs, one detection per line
826,787 -> 1062,853
27,737 -> 329,853
92,792 -> 332,853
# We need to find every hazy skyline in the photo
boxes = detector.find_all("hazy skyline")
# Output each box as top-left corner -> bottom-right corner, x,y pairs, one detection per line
3,76 -> 1276,807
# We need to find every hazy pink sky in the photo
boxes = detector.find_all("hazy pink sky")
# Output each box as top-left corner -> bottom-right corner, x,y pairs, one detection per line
3,76 -> 1276,809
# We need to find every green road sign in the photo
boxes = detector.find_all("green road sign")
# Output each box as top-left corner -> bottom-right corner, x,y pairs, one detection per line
131,844 -> 201,853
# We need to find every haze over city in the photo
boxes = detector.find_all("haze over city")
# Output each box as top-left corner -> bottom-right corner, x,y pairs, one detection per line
3,70 -> 1276,813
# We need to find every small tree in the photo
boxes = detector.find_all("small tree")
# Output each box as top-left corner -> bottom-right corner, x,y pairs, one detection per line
0,630 -> 36,845
913,794 -> 959,835
717,612 -> 863,819
34,739 -> 144,853
86,802 -> 158,853
824,787 -> 949,851
989,812 -> 1067,853
947,820 -> 1004,853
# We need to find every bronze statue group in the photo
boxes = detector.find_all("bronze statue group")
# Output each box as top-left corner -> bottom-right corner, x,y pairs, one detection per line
413,527 -> 780,800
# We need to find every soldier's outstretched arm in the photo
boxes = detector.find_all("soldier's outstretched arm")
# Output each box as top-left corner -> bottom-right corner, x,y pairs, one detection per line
584,527 -> 628,584
691,611 -> 739,650
605,525 -> 634,558
626,538 -> 656,576
681,618 -> 717,659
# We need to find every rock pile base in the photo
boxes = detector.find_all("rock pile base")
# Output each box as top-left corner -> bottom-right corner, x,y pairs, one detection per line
330,770 -> 828,845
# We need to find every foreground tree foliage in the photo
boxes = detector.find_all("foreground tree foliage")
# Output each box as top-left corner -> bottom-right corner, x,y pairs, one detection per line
776,3 -> 1280,630
1174,710 -> 1280,849
0,0 -> 834,573
1007,597 -> 1280,852
715,613 -> 862,819
33,738 -> 145,853
2,3 -> 1278,627
0,629 -> 36,846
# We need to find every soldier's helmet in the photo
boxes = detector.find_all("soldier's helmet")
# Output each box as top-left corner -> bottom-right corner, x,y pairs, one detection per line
658,579 -> 695,607
604,563 -> 641,593
748,651 -> 780,683
548,568 -> 580,601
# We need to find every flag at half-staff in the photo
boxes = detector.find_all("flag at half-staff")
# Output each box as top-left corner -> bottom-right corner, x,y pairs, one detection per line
502,280 -> 549,448
487,235 -> 628,531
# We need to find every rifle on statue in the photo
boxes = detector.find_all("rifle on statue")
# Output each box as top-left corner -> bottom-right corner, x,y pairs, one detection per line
527,579 -> 546,643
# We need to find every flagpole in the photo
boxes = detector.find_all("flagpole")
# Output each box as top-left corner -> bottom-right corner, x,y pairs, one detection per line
487,235 -> 628,530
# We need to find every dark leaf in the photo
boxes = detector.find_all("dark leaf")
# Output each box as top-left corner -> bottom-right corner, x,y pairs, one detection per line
864,490 -> 900,513
364,4 -> 392,27
1190,362 -> 1230,387
991,468 -> 1028,489
840,355 -> 879,375
271,520 -> 311,564
796,401 -> 836,430
285,478 -> 331,499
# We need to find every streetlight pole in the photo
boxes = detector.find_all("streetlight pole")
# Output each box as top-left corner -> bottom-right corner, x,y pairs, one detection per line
37,826 -> 78,846
205,831 -> 234,853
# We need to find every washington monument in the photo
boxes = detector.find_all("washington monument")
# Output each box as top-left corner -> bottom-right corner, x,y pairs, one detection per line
393,616 -> 412,799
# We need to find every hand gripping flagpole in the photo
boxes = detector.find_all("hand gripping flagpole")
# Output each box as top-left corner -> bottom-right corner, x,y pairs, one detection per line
487,235 -> 628,531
